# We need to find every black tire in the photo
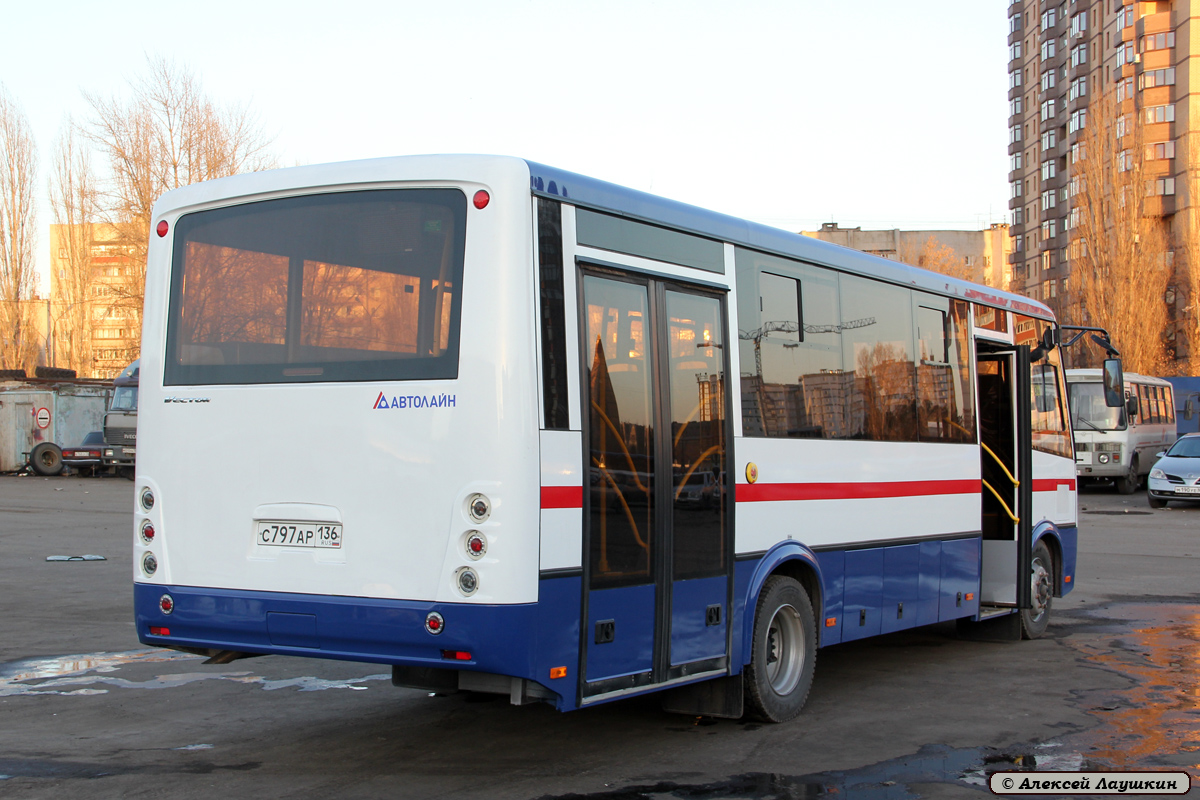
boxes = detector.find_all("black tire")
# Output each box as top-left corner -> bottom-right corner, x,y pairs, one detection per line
29,443 -> 63,476
1020,540 -> 1054,640
1116,456 -> 1139,494
744,575 -> 817,723
1148,494 -> 1168,509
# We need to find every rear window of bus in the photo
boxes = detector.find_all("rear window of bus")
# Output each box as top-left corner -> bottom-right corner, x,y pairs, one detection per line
164,188 -> 467,385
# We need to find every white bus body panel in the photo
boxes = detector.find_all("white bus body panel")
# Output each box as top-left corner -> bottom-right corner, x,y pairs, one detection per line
137,156 -> 543,604
733,438 -> 981,553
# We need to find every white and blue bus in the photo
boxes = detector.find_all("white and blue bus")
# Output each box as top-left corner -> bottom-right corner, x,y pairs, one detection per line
134,156 -> 1079,721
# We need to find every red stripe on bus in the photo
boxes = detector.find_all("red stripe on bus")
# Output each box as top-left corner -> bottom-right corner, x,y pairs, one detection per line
541,486 -> 584,509
1032,478 -> 1076,492
736,480 -> 981,503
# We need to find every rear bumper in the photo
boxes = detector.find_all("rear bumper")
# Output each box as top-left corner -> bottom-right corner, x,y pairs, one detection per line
134,582 -> 542,678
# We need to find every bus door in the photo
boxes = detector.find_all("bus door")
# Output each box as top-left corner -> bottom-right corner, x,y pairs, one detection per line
579,268 -> 731,700
976,345 -> 1034,611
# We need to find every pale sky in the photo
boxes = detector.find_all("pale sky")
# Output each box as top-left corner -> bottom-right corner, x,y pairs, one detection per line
3,0 -> 1011,288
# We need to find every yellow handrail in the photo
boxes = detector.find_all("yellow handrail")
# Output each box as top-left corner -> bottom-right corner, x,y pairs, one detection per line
982,479 -> 1020,523
980,441 -> 1019,487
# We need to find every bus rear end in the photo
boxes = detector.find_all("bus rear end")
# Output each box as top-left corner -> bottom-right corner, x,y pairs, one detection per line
134,157 -> 569,704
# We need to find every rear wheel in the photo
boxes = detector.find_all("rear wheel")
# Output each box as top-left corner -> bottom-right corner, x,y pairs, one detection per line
744,576 -> 816,722
1020,540 -> 1054,640
29,443 -> 63,476
1116,456 -> 1140,494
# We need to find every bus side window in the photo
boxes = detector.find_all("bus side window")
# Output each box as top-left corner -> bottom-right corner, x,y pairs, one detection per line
1164,386 -> 1176,422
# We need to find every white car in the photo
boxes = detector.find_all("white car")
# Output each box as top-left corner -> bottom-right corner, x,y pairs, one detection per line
1147,433 -> 1200,508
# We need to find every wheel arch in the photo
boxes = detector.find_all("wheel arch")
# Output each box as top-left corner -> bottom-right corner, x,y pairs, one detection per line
1033,521 -> 1064,597
740,541 -> 824,667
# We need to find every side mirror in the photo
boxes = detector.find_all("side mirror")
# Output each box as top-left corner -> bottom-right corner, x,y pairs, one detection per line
1186,397 -> 1196,421
1103,358 -> 1124,407
1156,451 -> 1167,458
1029,325 -> 1059,363
1126,395 -> 1140,418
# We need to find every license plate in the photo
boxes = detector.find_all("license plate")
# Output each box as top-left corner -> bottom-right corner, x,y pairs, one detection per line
1175,486 -> 1200,495
69,451 -> 90,458
256,521 -> 342,548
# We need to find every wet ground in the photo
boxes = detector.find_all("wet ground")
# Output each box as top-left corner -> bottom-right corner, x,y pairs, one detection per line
0,476 -> 1197,798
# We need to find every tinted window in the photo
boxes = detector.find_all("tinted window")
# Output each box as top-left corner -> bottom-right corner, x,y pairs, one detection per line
735,249 -> 842,438
974,304 -> 1008,332
538,199 -> 569,429
165,189 -> 466,385
914,296 -> 975,442
576,209 -> 725,273
840,274 -> 917,441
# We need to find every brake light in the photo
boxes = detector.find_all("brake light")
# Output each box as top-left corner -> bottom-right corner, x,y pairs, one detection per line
441,650 -> 472,661
149,626 -> 170,636
473,190 -> 490,209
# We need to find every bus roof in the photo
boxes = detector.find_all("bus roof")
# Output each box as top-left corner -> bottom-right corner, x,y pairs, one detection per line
526,160 -> 1053,321
150,154 -> 1053,322
1065,369 -> 1171,386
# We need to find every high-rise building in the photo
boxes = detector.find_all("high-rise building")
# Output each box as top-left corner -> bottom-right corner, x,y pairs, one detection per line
1006,0 -> 1197,316
48,223 -> 141,379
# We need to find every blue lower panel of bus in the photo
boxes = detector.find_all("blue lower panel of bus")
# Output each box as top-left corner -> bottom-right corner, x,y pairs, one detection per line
733,537 -> 985,655
135,577 -> 585,710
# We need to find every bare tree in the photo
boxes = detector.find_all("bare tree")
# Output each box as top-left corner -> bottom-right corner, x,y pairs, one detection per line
0,85 -> 39,374
49,122 -> 98,376
81,56 -> 276,336
1068,88 -> 1172,375
898,236 -> 977,283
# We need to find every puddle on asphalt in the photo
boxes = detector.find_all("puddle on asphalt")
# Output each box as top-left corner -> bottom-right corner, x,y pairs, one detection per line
0,648 -> 389,697
1064,603 -> 1200,777
532,743 -> 1079,800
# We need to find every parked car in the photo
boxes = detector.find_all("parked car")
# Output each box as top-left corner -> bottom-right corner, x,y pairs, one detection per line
62,431 -> 105,476
1147,432 -> 1200,508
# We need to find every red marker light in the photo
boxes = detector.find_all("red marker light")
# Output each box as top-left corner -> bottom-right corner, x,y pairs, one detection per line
473,190 -> 490,209
441,650 -> 472,661
150,626 -> 170,636
156,220 -> 169,238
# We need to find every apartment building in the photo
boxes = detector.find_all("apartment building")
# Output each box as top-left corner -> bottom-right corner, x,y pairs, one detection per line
1007,0 -> 1198,315
48,223 -> 141,379
801,223 -> 1012,288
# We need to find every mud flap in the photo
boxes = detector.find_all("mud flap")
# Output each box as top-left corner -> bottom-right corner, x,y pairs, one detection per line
955,611 -> 1022,642
660,674 -> 744,719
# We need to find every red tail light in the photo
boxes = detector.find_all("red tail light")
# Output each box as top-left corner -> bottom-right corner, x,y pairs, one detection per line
441,650 -> 472,661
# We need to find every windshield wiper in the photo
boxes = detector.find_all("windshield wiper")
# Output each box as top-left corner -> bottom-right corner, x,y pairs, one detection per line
1075,416 -> 1108,434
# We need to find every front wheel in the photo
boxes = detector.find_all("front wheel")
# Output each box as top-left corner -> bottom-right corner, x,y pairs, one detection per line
1020,540 -> 1054,639
1148,494 -> 1168,509
744,576 -> 816,722
1116,456 -> 1140,495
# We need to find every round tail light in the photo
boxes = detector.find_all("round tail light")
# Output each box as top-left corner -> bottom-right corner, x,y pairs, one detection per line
140,489 -> 155,510
141,552 -> 158,576
159,594 -> 174,615
467,493 -> 490,522
456,567 -> 479,596
465,531 -> 486,560
425,611 -> 445,635
140,521 -> 156,544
